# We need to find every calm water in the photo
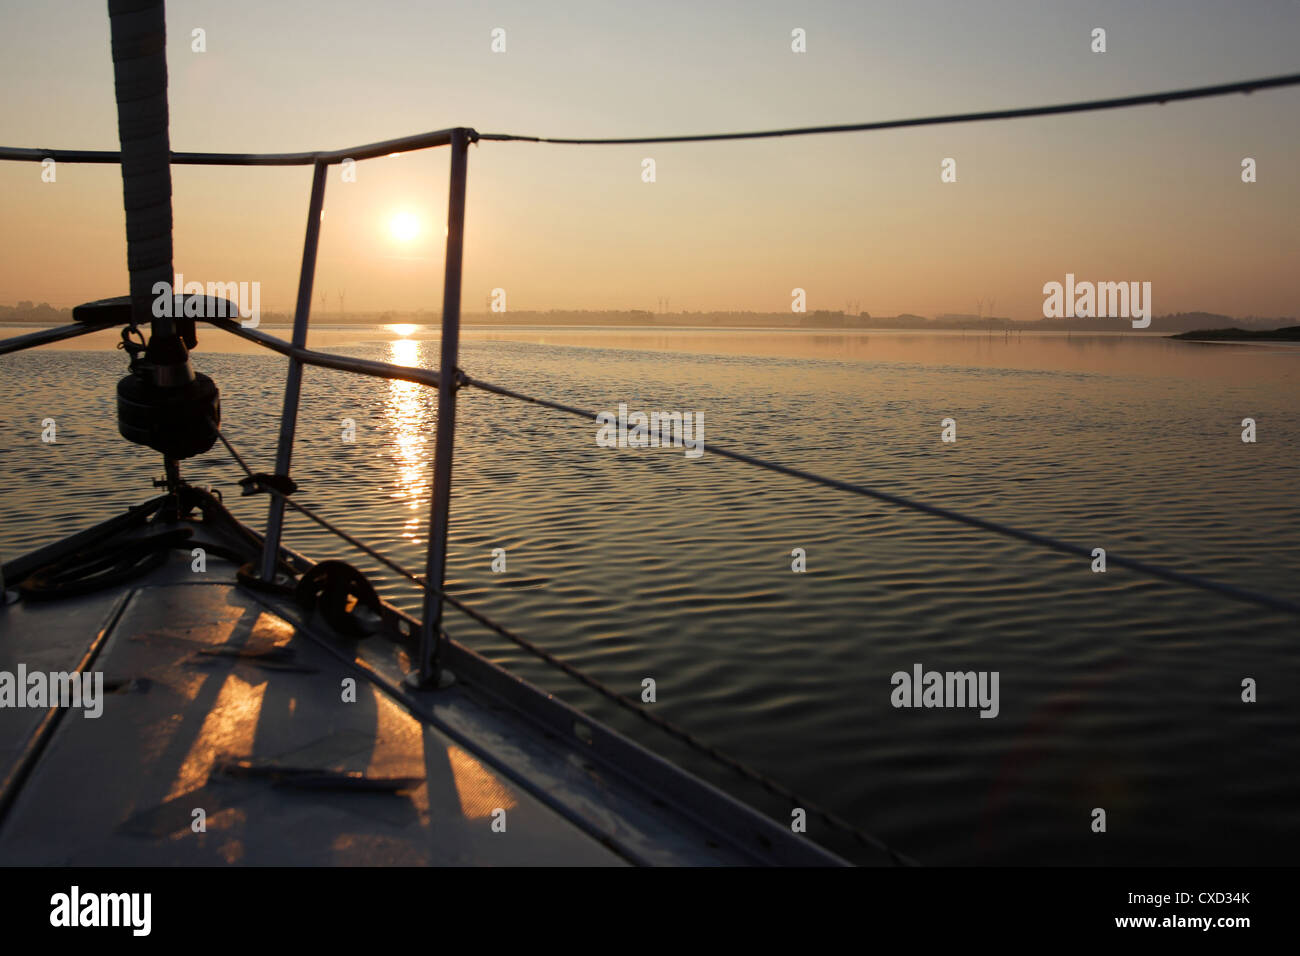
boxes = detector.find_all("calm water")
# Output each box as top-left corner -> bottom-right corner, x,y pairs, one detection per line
3,326 -> 1299,865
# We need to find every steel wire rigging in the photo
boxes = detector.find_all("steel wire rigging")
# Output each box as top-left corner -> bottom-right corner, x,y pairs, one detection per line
4,67 -> 1300,865
208,423 -> 914,865
2,72 -> 1298,163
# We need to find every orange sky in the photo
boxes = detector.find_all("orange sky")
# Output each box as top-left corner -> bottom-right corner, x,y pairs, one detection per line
1,0 -> 1297,319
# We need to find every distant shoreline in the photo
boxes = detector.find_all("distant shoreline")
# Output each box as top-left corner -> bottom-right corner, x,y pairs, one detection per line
3,309 -> 1296,334
0,321 -> 1205,335
1169,326 -> 1300,342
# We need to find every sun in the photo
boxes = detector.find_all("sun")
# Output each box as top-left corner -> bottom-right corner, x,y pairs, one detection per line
389,211 -> 420,242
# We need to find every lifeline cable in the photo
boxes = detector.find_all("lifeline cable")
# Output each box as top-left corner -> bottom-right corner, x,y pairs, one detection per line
210,423 -> 915,864
460,375 -> 1300,615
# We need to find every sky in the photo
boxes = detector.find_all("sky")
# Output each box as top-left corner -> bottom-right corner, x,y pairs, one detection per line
0,0 -> 1297,319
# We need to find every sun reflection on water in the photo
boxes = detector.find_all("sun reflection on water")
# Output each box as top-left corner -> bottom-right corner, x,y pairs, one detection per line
386,337 -> 432,543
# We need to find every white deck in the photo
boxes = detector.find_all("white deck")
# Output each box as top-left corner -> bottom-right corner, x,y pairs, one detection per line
0,522 -> 855,866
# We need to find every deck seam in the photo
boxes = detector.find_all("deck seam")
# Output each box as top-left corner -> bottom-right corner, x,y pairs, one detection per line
0,587 -> 135,831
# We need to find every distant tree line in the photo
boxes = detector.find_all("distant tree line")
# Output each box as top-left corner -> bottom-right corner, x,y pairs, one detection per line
0,302 -> 1292,332
0,301 -> 71,323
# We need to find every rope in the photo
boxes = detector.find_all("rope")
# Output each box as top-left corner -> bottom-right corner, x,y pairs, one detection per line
479,72 -> 1300,145
210,423 -> 912,864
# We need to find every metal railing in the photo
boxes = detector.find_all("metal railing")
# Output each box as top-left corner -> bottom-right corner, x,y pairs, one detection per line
5,74 -> 1300,680
5,76 -> 1300,859
0,125 -> 478,687
3,70 -> 1300,661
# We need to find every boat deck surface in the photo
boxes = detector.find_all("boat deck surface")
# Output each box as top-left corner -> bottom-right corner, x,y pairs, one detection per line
0,522 -> 854,866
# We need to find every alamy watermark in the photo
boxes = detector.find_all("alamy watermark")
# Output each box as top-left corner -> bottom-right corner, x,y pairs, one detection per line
890,663 -> 999,718
50,886 -> 150,936
1042,273 -> 1151,328
0,666 -> 103,718
595,402 -> 704,458
152,274 -> 261,327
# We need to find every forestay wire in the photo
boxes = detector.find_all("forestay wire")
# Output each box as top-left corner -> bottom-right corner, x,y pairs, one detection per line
478,72 -> 1300,145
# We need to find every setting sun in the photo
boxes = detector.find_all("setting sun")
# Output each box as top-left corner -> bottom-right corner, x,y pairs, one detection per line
389,211 -> 420,242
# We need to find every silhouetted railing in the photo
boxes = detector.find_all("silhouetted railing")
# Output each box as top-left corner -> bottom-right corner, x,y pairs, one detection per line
5,74 -> 1300,673
2,78 -> 1300,849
